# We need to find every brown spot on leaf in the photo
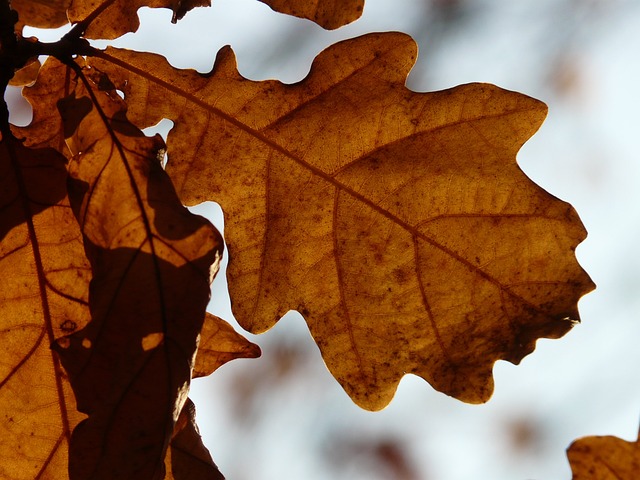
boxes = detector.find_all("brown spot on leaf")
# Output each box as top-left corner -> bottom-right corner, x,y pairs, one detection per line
60,319 -> 78,332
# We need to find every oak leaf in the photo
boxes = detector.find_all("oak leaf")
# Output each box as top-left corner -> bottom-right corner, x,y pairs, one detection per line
13,57 -> 75,155
10,0 -> 70,31
258,0 -> 364,29
46,62 -> 223,478
9,0 -> 210,35
68,0 -> 211,40
86,31 -> 593,410
0,135 -> 90,478
568,429 -> 640,479
13,55 -> 259,477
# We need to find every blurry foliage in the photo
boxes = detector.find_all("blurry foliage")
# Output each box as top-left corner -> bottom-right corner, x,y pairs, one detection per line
323,434 -> 421,480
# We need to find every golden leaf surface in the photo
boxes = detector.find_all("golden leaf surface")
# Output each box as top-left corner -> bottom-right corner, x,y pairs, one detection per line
193,313 -> 262,378
44,61 -> 223,478
0,135 -> 90,479
87,32 -> 593,410
568,430 -> 640,479
68,0 -> 211,40
8,58 -> 41,87
258,0 -> 364,29
10,0 -> 210,36
10,0 -> 70,30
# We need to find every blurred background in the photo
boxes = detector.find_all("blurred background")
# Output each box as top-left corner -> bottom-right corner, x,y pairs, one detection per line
9,0 -> 640,478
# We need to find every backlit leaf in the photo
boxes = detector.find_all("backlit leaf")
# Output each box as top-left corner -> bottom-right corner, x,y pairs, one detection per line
568,429 -> 640,479
88,32 -> 593,410
68,0 -> 211,40
165,398 -> 224,480
8,57 -> 41,87
258,0 -> 364,29
0,135 -> 90,478
193,313 -> 261,379
10,0 -> 70,31
10,0 -> 210,36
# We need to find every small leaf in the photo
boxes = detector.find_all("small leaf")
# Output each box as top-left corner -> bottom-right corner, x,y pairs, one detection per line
50,63 -> 223,478
258,0 -> 364,29
89,32 -> 593,410
8,57 -> 41,87
0,134 -> 90,478
193,313 -> 261,378
568,429 -> 640,479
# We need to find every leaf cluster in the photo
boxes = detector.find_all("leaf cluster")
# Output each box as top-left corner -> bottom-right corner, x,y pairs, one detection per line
0,1 -> 623,479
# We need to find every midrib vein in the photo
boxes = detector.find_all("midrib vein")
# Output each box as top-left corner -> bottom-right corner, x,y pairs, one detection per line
100,51 -> 559,316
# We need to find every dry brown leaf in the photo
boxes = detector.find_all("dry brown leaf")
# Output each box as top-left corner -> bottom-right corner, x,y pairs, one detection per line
13,57 -> 75,156
0,135 -> 90,478
46,63 -> 223,478
8,57 -> 41,87
568,429 -> 640,479
11,0 -> 71,31
165,398 -> 225,480
89,32 -> 593,410
68,0 -> 211,40
193,313 -> 261,378
258,0 -> 364,29
11,0 -> 209,35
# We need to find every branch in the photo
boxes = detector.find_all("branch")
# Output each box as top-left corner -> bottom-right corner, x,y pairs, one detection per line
0,1 -> 99,136
0,0 -> 18,48
0,0 -> 18,135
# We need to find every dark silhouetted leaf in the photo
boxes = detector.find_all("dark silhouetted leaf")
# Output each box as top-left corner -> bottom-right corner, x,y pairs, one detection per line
13,57 -> 75,156
48,63 -> 223,478
11,0 -> 70,30
89,32 -> 593,410
166,398 -> 225,480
